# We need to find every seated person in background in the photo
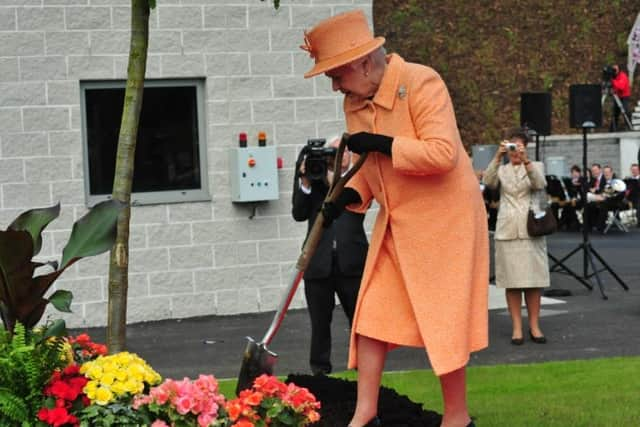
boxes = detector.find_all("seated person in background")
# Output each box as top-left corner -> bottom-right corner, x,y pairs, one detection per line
561,165 -> 583,231
624,163 -> 640,227
548,172 -> 580,231
589,163 -> 605,194
603,165 -> 616,185
584,163 -> 607,231
587,166 -> 625,232
546,174 -> 565,220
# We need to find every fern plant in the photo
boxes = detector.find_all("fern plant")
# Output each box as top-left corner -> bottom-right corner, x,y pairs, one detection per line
0,321 -> 68,426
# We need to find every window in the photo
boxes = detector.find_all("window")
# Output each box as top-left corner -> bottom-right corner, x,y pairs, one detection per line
80,79 -> 209,206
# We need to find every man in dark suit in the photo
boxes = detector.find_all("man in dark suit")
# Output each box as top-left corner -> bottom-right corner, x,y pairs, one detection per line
589,163 -> 606,194
292,137 -> 368,375
585,163 -> 606,231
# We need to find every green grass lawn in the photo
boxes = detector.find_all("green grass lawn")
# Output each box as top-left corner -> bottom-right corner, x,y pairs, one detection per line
219,357 -> 640,427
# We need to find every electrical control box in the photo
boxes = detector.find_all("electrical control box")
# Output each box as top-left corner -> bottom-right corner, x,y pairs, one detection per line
229,146 -> 280,202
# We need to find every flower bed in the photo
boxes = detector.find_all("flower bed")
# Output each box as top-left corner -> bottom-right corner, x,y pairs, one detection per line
0,323 -> 320,427
285,374 -> 441,427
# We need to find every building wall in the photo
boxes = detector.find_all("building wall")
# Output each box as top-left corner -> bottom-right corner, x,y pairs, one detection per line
0,0 -> 373,328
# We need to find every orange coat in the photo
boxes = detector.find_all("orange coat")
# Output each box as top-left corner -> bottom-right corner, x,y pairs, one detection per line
344,54 -> 488,376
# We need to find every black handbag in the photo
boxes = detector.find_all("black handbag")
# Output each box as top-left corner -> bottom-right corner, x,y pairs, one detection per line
527,188 -> 557,237
527,207 -> 557,237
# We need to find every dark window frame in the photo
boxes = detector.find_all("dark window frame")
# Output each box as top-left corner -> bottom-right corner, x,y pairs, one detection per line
79,78 -> 210,207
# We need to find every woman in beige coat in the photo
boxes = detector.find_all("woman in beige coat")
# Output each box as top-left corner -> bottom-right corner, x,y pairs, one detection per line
484,130 -> 550,345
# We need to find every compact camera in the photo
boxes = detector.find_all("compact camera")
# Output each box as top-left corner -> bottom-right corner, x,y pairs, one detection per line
505,142 -> 518,151
301,138 -> 337,182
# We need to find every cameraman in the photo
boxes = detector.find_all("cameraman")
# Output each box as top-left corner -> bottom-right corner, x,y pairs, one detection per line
609,64 -> 631,131
291,136 -> 368,376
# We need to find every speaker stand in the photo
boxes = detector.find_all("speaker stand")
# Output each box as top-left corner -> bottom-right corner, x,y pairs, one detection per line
547,125 -> 629,299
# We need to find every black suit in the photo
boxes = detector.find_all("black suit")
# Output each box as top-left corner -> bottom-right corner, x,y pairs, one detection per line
589,174 -> 606,194
585,174 -> 607,231
292,179 -> 368,374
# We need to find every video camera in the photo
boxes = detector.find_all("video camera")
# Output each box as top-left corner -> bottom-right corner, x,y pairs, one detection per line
602,65 -> 618,82
299,138 -> 337,182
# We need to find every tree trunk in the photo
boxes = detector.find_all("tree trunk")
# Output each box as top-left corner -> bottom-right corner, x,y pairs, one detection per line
106,0 -> 150,353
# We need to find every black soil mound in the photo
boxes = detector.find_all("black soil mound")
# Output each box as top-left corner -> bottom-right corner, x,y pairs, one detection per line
286,374 -> 442,427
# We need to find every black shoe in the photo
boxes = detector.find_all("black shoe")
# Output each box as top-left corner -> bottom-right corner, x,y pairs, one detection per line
529,330 -> 547,344
467,422 -> 476,427
511,337 -> 524,345
364,417 -> 381,427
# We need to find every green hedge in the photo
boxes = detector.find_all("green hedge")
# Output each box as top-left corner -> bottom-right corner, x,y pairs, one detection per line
374,0 -> 639,146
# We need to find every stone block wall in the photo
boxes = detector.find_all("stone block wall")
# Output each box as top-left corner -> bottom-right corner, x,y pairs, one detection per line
0,0 -> 373,327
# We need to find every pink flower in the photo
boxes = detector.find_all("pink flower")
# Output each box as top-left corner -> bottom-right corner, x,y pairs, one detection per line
133,395 -> 152,410
151,420 -> 170,427
195,375 -> 219,393
150,384 -> 171,405
197,412 -> 214,427
175,395 -> 193,415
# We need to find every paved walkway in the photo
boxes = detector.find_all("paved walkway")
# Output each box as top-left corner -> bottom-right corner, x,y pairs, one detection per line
76,229 -> 640,380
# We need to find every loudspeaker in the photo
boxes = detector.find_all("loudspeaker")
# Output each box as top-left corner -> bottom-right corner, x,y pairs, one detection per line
569,84 -> 602,128
520,92 -> 552,135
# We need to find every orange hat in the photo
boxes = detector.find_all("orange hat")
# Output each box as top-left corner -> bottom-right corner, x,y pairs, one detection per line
301,9 -> 385,79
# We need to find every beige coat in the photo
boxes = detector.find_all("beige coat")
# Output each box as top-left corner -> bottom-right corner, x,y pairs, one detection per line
343,54 -> 489,376
483,160 -> 546,240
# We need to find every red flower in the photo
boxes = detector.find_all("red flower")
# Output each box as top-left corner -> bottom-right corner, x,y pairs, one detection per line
243,391 -> 263,406
48,380 -> 80,401
72,333 -> 91,345
37,407 -> 78,427
63,364 -> 80,376
39,364 -> 90,427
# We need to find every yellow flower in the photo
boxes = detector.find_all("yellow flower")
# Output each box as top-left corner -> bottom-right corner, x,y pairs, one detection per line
85,365 -> 103,380
126,364 -> 145,381
94,387 -> 114,405
84,381 -> 98,400
80,351 -> 161,404
101,372 -> 115,386
111,381 -> 127,395
115,369 -> 128,382
124,379 -> 143,394
115,352 -> 133,365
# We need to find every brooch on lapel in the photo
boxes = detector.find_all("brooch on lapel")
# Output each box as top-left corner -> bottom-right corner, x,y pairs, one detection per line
398,85 -> 407,100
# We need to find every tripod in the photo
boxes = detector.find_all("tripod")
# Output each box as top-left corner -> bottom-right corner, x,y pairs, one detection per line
601,85 -> 633,131
548,124 -> 629,299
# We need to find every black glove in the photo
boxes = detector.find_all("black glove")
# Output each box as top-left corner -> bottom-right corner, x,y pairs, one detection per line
321,188 -> 362,228
347,132 -> 393,156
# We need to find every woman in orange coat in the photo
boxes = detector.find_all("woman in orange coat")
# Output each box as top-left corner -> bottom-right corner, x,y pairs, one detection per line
302,10 -> 489,427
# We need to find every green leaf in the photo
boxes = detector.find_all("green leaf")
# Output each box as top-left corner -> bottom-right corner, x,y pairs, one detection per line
60,200 -> 125,270
148,0 -> 156,9
42,319 -> 67,340
48,289 -> 73,313
8,203 -> 60,256
267,404 -> 283,418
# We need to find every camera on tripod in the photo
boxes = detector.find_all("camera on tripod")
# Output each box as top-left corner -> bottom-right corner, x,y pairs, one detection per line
601,65 -> 618,90
300,138 -> 337,182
